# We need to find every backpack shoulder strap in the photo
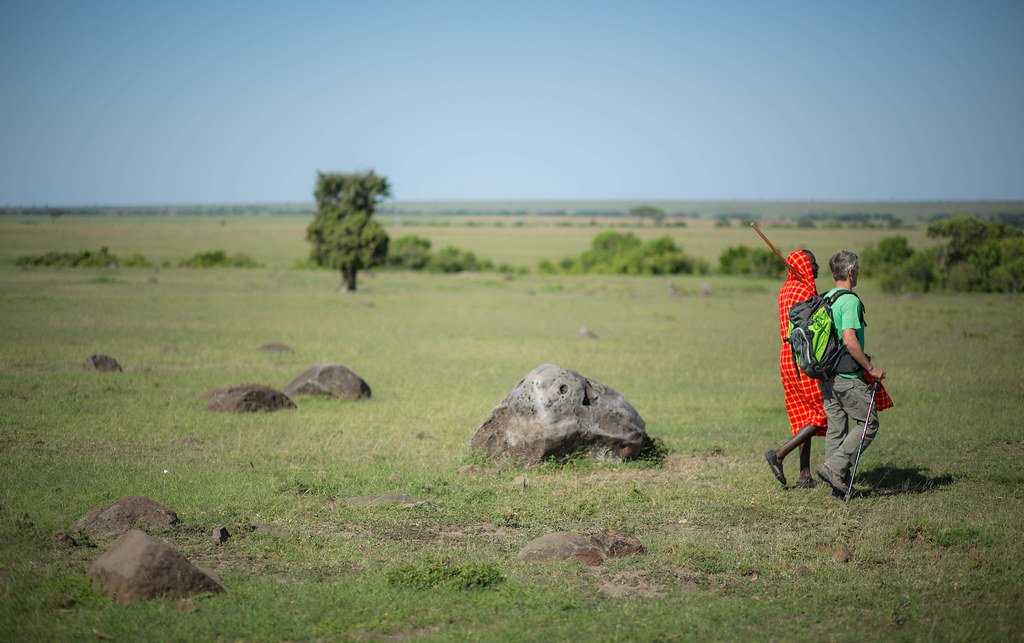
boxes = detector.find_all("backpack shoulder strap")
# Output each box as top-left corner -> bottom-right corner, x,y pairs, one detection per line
826,289 -> 865,326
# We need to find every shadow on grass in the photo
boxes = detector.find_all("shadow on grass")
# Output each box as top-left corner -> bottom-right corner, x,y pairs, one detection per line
858,465 -> 955,497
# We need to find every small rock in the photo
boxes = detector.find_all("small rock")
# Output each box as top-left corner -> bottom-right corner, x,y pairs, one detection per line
212,527 -> 230,545
832,546 -> 853,563
518,531 -> 604,564
83,354 -> 122,372
177,598 -> 197,614
579,327 -> 598,339
412,431 -> 432,440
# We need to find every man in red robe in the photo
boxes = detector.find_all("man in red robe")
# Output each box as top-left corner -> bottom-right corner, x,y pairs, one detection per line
764,249 -> 825,488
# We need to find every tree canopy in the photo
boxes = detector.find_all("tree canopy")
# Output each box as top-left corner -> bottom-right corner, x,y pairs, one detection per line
306,171 -> 391,291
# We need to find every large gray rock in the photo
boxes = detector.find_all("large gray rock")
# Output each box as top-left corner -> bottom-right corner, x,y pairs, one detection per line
201,383 -> 296,413
88,530 -> 226,603
73,496 -> 179,535
470,364 -> 646,465
283,363 -> 370,400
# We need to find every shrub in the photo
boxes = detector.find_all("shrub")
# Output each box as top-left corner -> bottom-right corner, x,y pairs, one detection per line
178,250 -> 262,268
387,235 -> 432,269
386,556 -> 503,590
540,232 -> 707,276
717,245 -> 785,278
13,247 -> 149,268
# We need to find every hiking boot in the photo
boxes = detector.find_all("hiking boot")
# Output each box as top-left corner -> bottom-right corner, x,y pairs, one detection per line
816,465 -> 849,496
765,450 -> 786,486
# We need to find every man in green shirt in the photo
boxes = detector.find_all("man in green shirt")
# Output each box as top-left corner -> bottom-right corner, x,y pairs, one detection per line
816,250 -> 887,498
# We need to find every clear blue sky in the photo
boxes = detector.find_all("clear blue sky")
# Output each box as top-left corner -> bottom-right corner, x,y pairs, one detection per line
1,0 -> 1021,206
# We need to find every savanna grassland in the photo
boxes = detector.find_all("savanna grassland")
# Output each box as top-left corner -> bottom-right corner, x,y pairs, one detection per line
1,212 -> 1022,641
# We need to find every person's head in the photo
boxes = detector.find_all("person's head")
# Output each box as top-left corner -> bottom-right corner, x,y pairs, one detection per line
829,250 -> 859,283
802,249 -> 819,280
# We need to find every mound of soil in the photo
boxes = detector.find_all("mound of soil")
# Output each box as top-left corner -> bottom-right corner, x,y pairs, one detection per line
201,383 -> 296,413
73,496 -> 178,535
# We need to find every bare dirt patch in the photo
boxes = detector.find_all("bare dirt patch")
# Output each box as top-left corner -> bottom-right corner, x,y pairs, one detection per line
588,567 -> 665,598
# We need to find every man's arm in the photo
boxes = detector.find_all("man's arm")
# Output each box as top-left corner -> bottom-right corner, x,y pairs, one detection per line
842,328 -> 886,380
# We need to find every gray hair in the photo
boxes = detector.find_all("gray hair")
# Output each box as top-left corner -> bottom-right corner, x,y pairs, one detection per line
829,250 -> 859,280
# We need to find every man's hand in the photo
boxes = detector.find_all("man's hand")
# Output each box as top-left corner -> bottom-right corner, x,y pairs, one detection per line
842,328 -> 884,379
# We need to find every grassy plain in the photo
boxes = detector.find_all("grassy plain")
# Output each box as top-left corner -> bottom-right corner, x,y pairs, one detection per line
1,214 -> 1023,641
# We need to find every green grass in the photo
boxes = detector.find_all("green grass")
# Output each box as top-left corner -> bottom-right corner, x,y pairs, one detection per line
1,216 -> 1023,641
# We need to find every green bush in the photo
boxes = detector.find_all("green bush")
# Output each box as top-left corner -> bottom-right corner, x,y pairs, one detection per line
541,232 -> 707,276
862,217 -> 1024,293
13,246 -> 150,268
387,235 -> 432,269
386,556 -> 503,590
716,245 -> 785,278
178,250 -> 262,268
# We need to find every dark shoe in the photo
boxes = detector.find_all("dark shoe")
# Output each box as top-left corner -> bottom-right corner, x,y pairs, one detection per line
765,450 -> 786,486
816,465 -> 849,497
794,478 -> 818,489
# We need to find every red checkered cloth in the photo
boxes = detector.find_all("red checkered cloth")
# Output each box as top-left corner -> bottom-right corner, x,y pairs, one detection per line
778,250 -> 827,435
866,372 -> 894,411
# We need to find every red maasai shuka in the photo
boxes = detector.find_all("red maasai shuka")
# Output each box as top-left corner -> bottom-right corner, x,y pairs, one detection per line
778,250 -> 827,435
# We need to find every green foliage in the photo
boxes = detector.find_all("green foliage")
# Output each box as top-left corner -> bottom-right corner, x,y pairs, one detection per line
306,170 -> 391,290
386,556 -> 503,590
716,245 -> 786,278
13,246 -> 151,268
636,434 -> 669,466
427,245 -> 487,273
385,235 -> 496,273
542,232 -> 708,276
861,216 -> 1024,293
386,235 -> 432,269
177,250 -> 262,268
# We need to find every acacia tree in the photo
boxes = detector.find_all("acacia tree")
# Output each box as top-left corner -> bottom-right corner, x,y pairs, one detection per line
306,171 -> 391,291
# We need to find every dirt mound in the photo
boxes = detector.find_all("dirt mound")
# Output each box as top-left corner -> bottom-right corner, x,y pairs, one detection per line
201,383 -> 296,412
73,496 -> 178,535
88,530 -> 226,603
284,363 -> 371,400
83,354 -> 122,372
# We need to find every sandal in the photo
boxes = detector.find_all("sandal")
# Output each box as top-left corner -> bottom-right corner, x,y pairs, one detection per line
764,450 -> 787,486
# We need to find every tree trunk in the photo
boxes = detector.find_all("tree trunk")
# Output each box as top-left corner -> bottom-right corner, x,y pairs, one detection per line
341,268 -> 357,291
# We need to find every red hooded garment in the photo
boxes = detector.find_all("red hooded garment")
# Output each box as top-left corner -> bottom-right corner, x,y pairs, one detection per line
778,250 -> 827,435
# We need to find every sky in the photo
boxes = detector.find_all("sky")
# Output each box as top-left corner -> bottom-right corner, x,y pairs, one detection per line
1,0 -> 1022,206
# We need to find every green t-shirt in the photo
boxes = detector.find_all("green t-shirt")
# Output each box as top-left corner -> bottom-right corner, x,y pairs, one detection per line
825,288 -> 865,378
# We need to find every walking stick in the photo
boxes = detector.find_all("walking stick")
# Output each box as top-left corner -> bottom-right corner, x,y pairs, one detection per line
749,223 -> 809,287
845,380 -> 879,502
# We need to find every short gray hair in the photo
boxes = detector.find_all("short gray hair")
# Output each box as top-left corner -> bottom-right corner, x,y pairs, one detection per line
829,250 -> 859,280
